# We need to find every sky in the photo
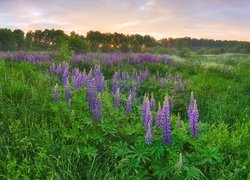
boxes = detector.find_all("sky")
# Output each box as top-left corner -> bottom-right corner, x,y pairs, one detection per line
0,0 -> 250,41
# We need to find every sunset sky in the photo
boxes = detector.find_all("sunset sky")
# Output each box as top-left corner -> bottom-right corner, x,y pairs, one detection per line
0,0 -> 250,41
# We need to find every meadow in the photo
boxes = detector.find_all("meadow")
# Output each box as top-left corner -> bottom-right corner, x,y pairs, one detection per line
0,51 -> 249,179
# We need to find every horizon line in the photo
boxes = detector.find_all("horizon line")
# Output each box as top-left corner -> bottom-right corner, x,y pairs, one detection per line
1,27 -> 250,43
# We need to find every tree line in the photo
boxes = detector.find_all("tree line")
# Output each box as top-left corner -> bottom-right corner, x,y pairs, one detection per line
0,28 -> 250,54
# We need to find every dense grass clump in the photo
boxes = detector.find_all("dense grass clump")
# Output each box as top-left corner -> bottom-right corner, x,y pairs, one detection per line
0,53 -> 249,179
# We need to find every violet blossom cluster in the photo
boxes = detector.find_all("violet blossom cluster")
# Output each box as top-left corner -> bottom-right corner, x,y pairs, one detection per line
125,94 -> 132,115
113,88 -> 121,109
72,68 -> 86,90
1,51 -> 53,64
85,67 -> 105,120
161,95 -> 172,144
188,92 -> 199,137
93,93 -> 102,121
72,53 -> 172,67
142,95 -> 154,144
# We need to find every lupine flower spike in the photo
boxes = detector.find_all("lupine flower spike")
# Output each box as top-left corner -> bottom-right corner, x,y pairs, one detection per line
145,123 -> 154,144
161,95 -> 172,145
142,94 -> 149,132
156,102 -> 162,128
188,92 -> 194,120
150,93 -> 155,110
114,88 -> 120,109
65,80 -> 72,101
145,104 -> 154,144
93,93 -> 102,121
125,94 -> 132,115
189,100 -> 199,137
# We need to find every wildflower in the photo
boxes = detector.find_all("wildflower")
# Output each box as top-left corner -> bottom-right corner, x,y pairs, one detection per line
156,102 -> 162,128
150,93 -> 156,110
62,69 -> 69,86
145,123 -> 153,144
112,72 -> 120,94
142,94 -> 149,132
65,80 -> 72,101
50,63 -> 55,73
86,76 -> 97,112
55,64 -> 62,76
93,93 -> 102,121
161,95 -> 172,145
189,100 -> 199,137
114,88 -> 120,109
188,92 -> 194,121
93,65 -> 105,92
144,105 -> 154,144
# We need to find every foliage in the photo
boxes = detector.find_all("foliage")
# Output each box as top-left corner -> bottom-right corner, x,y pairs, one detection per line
0,52 -> 249,179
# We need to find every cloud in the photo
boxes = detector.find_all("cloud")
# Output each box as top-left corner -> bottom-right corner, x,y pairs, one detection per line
113,21 -> 141,30
0,0 -> 249,41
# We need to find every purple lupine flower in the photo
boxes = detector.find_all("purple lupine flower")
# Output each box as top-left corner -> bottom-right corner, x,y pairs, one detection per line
114,88 -> 120,109
73,74 -> 80,89
131,86 -> 136,100
145,123 -> 154,144
62,69 -> 69,86
112,72 -> 120,94
161,95 -> 172,145
61,62 -> 69,71
150,93 -> 156,110
50,63 -> 55,73
86,76 -> 97,112
142,95 -> 149,132
93,93 -> 102,121
93,65 -> 105,92
65,80 -> 72,101
125,94 -> 132,115
72,68 -> 79,77
56,64 -> 62,76
156,102 -> 162,128
53,83 -> 60,103
188,92 -> 194,120
145,105 -> 154,144
189,100 -> 199,137
139,72 -> 145,81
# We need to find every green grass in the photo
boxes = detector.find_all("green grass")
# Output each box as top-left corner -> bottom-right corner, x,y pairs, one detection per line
0,54 -> 249,179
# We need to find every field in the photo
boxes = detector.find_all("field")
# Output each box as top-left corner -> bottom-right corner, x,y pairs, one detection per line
0,52 -> 249,179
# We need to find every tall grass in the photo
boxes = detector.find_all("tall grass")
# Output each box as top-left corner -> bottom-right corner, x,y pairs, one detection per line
0,54 -> 249,179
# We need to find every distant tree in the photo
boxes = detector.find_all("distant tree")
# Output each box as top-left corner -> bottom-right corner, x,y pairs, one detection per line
25,31 -> 34,50
69,35 -> 89,53
13,29 -> 25,50
121,43 -> 129,53
143,35 -> 156,47
0,29 -> 16,51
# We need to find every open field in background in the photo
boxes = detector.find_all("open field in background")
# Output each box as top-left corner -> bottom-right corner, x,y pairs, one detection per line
0,52 -> 249,179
